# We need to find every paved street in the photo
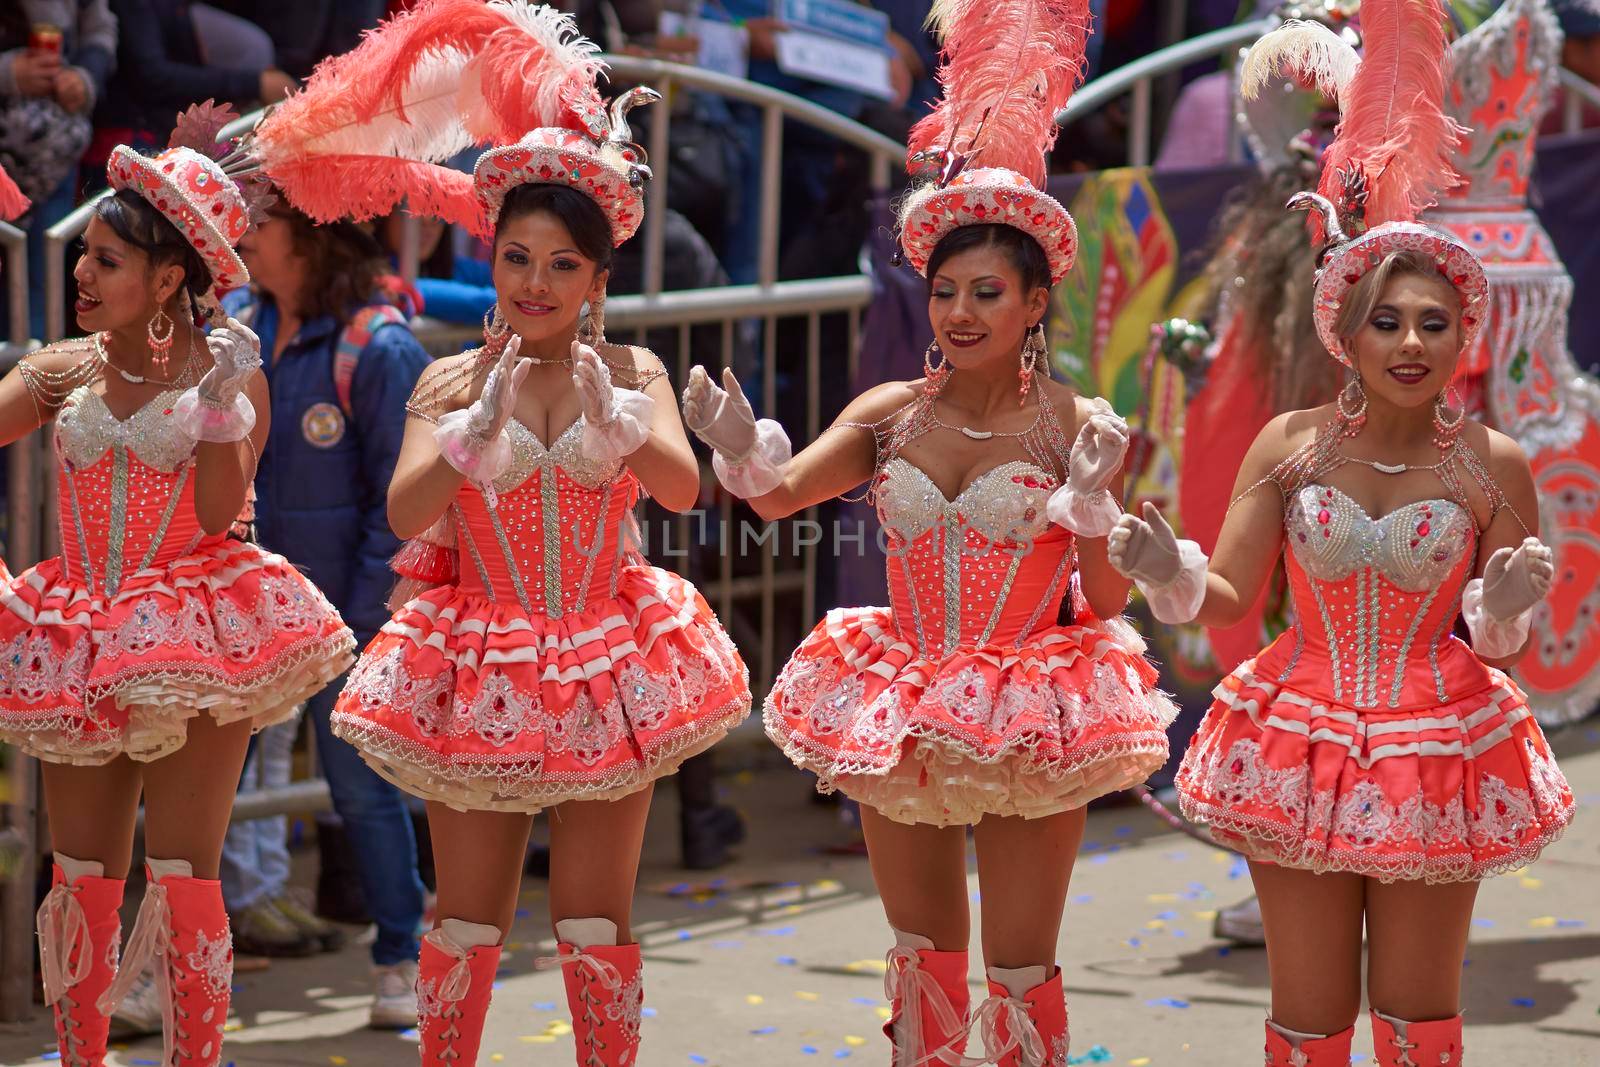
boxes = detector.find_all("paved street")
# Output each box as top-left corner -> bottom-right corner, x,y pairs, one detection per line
3,727 -> 1598,1067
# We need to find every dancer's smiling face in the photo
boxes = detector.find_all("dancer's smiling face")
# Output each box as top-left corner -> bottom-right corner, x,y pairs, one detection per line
491,184 -> 611,346
1339,255 -> 1464,413
926,225 -> 1050,378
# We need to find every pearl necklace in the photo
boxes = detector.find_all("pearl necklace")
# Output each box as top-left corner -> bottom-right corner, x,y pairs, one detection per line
1338,446 -> 1455,476
928,401 -> 1043,441
94,332 -> 191,386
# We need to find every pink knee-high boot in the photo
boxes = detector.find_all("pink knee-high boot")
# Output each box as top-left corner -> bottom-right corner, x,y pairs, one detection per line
551,918 -> 643,1067
37,854 -> 124,1067
972,965 -> 1068,1067
1370,1010 -> 1463,1066
1264,1018 -> 1356,1066
416,919 -> 503,1066
881,929 -> 971,1066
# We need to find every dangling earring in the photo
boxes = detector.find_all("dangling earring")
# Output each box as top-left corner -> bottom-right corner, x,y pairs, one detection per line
1019,323 -> 1045,404
1432,385 -> 1465,451
923,340 -> 950,390
578,293 -> 606,345
1337,376 -> 1368,436
147,305 -> 175,372
483,304 -> 511,355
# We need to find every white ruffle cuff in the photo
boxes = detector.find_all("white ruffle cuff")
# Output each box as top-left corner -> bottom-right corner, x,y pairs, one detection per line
1461,577 -> 1533,659
710,418 -> 791,498
434,409 -> 514,483
579,387 -> 655,463
1045,485 -> 1121,538
1134,539 -> 1209,625
172,388 -> 256,444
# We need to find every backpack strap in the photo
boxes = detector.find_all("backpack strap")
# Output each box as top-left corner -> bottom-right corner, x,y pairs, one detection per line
334,304 -> 409,418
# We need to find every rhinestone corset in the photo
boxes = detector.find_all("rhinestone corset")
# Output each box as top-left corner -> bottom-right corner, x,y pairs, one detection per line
877,458 -> 1071,658
1277,484 -> 1480,709
54,386 -> 205,597
450,419 -> 639,617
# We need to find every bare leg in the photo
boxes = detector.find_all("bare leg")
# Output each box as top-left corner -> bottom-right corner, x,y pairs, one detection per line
1365,877 -> 1478,1020
858,805 -> 970,949
140,714 -> 254,877
426,802 -> 535,937
1249,861 -> 1365,1034
972,808 -> 1086,969
41,757 -> 143,877
547,784 -> 655,940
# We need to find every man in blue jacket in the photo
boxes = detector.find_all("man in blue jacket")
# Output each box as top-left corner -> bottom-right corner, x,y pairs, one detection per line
226,207 -> 432,1028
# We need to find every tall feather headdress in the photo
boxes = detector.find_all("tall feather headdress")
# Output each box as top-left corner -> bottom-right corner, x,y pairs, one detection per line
239,1 -> 653,239
897,0 -> 1094,284
1239,0 -> 1487,366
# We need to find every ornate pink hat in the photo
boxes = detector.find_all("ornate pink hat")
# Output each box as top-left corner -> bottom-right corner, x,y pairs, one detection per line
107,145 -> 251,299
895,0 -> 1093,285
1243,0 -> 1487,366
473,88 -> 659,245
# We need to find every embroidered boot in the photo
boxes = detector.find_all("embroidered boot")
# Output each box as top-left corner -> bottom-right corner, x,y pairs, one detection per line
1371,1010 -> 1463,1066
98,859 -> 233,1067
37,854 -> 124,1067
974,965 -> 1068,1067
417,919 -> 502,1066
553,918 -> 643,1067
1264,1018 -> 1356,1066
881,929 -> 970,1066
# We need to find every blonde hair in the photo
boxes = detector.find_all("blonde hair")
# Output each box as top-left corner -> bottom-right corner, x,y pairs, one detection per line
1334,249 -> 1460,348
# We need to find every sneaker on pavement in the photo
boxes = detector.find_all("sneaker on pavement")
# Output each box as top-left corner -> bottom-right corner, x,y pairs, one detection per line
108,967 -> 162,1038
272,892 -> 348,953
233,897 -> 319,958
1214,894 -> 1266,946
369,960 -> 419,1030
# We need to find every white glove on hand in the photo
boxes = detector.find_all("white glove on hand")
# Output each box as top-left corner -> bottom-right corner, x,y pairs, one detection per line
1107,502 -> 1209,624
682,365 -> 791,498
436,338 -> 530,484
1462,537 -> 1555,658
173,316 -> 262,442
573,341 -> 653,462
1048,397 -> 1129,536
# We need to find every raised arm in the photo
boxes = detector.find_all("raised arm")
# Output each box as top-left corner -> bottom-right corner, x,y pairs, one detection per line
574,343 -> 700,512
1461,427 -> 1551,669
681,365 -> 913,522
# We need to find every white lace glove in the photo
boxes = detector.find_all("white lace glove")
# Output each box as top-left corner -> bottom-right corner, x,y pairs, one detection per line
1107,502 -> 1209,624
172,316 -> 262,442
681,365 -> 791,498
573,341 -> 654,462
435,337 -> 529,484
1462,537 -> 1555,658
1046,396 -> 1129,537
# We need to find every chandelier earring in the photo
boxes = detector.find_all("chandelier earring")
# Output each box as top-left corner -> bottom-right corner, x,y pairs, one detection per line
147,304 -> 176,372
1019,323 -> 1046,404
1337,375 -> 1368,436
578,293 -> 607,345
483,304 -> 512,355
923,339 -> 950,390
1432,384 -> 1466,451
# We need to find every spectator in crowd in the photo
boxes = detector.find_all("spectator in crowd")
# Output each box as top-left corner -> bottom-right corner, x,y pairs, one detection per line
212,0 -> 386,81
225,198 -> 433,1029
91,0 -> 295,163
0,0 -> 116,339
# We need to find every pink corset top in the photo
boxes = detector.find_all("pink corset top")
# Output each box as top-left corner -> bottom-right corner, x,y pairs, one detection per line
54,386 -> 208,597
449,418 -> 641,618
877,458 -> 1073,658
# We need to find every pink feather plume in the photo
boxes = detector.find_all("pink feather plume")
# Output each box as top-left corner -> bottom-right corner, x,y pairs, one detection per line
1316,0 -> 1467,227
908,0 -> 1093,187
0,163 -> 27,222
251,0 -> 604,227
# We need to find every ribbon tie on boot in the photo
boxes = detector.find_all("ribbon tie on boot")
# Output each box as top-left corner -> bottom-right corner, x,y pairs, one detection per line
37,884 -> 92,1005
535,948 -> 624,991
973,992 -> 1048,1067
884,945 -> 968,1066
97,883 -> 177,1057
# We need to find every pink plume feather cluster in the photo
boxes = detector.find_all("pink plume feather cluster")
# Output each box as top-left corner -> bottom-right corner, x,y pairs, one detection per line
0,164 -> 28,222
252,0 -> 603,229
1315,0 -> 1467,227
907,0 -> 1093,187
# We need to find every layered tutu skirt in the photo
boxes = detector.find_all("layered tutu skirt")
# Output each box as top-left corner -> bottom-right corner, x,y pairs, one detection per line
766,610 -> 1176,826
0,540 -> 355,764
330,564 -> 750,812
1177,655 -> 1575,883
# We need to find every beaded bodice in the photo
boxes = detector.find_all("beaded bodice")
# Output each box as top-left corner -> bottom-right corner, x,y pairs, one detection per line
449,418 -> 641,617
54,386 -> 206,597
877,458 -> 1072,658
1275,484 -> 1481,709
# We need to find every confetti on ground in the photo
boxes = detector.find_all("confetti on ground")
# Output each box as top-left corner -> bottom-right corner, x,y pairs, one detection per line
1521,877 -> 1544,889
796,990 -> 821,1001
844,1035 -> 866,1046
1531,916 -> 1557,928
844,959 -> 888,974
1512,997 -> 1536,1007
746,994 -> 765,1005
690,1055 -> 708,1064
1067,1046 -> 1113,1064
752,1026 -> 778,1035
777,956 -> 799,965
330,1058 -> 348,1066
1147,997 -> 1190,1008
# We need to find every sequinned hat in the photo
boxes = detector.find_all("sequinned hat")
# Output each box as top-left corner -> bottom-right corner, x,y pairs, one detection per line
895,0 -> 1094,285
1243,0 -> 1486,365
105,102 -> 271,309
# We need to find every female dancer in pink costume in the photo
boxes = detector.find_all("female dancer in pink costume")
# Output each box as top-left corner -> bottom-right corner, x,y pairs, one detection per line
0,108 -> 354,1067
682,3 -> 1172,1064
1108,5 -> 1575,1063
309,7 -> 750,1064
